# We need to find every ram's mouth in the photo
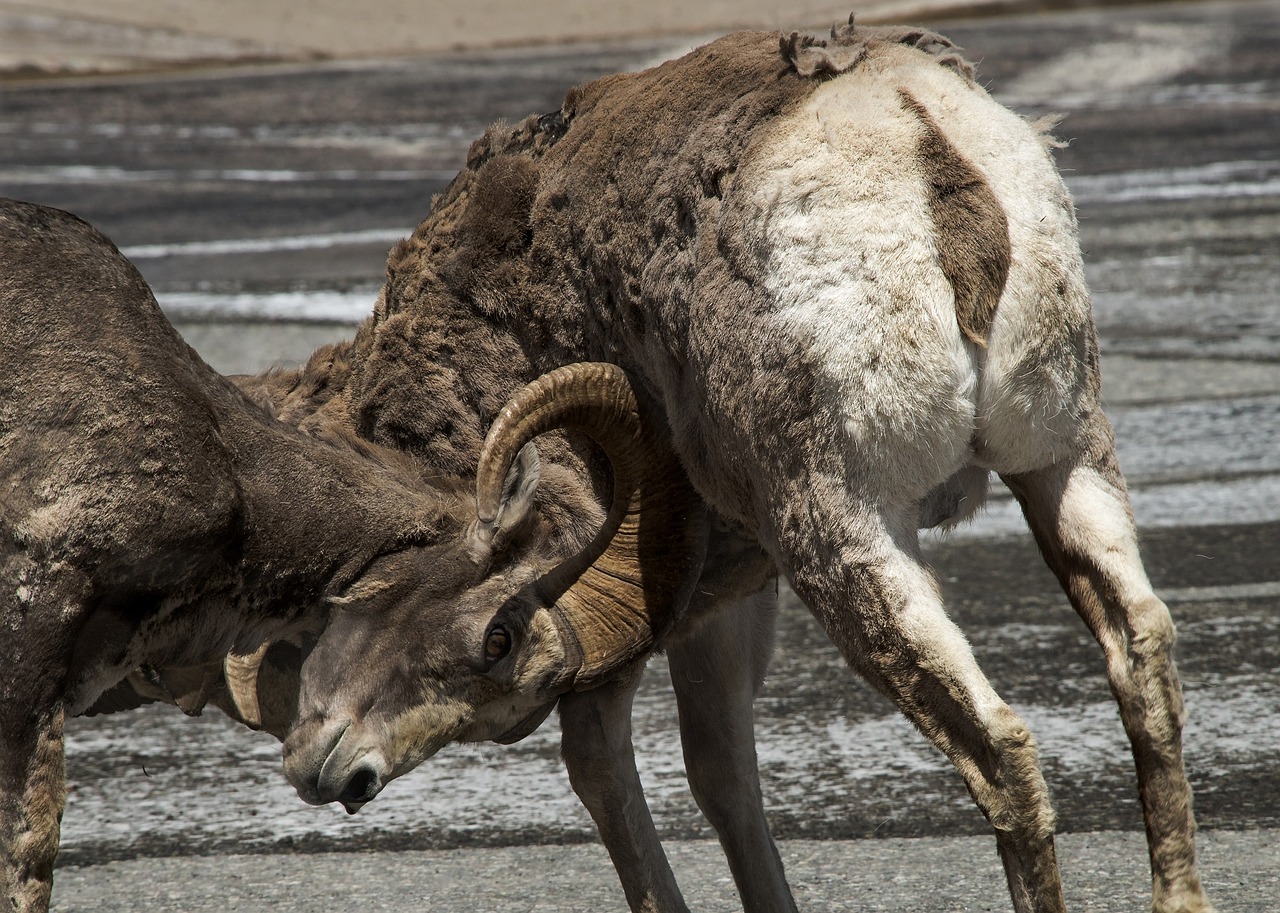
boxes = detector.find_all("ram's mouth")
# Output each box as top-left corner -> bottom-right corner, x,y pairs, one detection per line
492,700 -> 557,745
285,718 -> 388,812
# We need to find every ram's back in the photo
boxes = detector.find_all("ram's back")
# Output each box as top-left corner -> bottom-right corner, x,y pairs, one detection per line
352,25 -> 1098,517
0,200 -> 241,595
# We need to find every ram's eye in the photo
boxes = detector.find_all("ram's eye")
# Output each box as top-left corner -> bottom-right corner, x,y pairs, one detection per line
484,625 -> 512,664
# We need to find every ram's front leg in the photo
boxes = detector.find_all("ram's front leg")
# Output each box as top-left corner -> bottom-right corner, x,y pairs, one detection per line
667,591 -> 797,913
1,705 -> 66,913
2,573 -> 74,913
559,665 -> 690,913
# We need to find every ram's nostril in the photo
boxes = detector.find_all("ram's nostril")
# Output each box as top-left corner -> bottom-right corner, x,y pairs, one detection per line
338,765 -> 380,811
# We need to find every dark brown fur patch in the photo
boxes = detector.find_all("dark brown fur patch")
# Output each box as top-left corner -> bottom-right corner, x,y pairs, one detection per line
898,89 -> 1010,347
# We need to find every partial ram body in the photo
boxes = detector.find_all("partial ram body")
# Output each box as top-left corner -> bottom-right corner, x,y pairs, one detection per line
0,199 -> 735,913
260,23 -> 1211,913
0,199 -> 481,911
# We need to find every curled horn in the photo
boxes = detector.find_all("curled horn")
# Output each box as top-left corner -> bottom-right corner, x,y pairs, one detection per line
477,363 -> 708,688
224,642 -> 271,729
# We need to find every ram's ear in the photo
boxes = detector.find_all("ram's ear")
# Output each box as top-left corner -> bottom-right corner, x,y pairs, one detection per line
470,441 -> 540,557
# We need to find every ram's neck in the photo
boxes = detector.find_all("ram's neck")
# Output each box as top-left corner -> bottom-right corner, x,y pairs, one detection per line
212,381 -> 443,621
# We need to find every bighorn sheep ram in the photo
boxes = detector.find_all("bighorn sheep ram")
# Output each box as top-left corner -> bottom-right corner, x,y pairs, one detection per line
263,22 -> 1208,913
0,198 -> 776,913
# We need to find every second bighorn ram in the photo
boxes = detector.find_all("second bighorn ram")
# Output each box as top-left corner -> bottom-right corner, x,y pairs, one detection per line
264,22 -> 1212,913
0,198 -> 478,911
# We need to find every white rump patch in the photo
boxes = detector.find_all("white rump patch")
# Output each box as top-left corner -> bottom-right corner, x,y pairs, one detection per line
740,55 -> 980,503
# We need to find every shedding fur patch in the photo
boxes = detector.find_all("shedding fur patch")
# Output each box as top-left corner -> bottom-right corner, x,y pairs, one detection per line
781,14 -> 976,83
1029,112 -> 1070,150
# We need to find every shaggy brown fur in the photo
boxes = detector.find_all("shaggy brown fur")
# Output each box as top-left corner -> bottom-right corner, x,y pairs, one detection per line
782,16 -> 975,82
0,199 -> 462,911
288,24 -> 1006,531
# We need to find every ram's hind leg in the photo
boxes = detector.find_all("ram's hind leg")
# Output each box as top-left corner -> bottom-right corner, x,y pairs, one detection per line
772,487 -> 1065,913
1002,412 -> 1213,913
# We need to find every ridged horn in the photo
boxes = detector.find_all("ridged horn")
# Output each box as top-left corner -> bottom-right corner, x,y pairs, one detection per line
224,642 -> 271,729
477,363 -> 708,688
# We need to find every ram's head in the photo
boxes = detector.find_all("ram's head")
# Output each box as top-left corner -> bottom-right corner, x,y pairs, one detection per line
268,363 -> 707,812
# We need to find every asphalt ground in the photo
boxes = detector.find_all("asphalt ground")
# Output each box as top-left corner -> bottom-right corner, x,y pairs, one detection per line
47,832 -> 1280,912
1,0 -> 1277,910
